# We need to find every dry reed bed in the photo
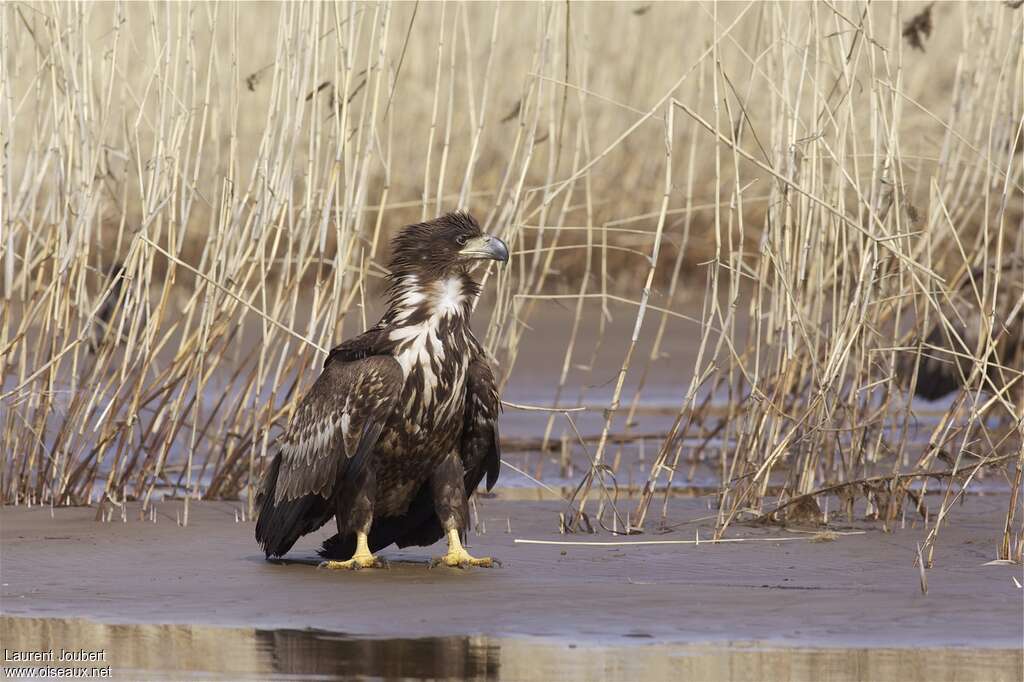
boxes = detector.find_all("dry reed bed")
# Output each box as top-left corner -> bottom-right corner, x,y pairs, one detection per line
1,2 -> 1021,567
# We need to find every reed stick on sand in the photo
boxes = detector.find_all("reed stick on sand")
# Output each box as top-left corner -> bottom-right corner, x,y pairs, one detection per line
514,530 -> 866,547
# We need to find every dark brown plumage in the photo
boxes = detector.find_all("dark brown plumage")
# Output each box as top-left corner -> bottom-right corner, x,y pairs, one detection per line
255,212 -> 507,568
899,257 -> 1023,401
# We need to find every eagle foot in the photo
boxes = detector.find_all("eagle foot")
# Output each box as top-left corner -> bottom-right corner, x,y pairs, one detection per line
317,555 -> 382,570
432,529 -> 499,568
430,550 -> 500,569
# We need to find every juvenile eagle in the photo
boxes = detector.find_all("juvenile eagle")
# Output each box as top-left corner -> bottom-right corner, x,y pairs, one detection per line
255,213 -> 508,568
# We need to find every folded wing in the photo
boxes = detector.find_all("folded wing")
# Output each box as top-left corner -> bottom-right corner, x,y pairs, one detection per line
255,354 -> 403,558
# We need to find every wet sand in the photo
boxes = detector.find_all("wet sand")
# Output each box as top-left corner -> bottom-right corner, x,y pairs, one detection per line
2,494 -> 1022,679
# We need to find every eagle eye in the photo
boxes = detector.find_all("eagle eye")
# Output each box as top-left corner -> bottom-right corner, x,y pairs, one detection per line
455,234 -> 469,246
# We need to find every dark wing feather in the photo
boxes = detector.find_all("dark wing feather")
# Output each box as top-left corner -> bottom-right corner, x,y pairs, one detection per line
324,325 -> 391,366
320,344 -> 501,557
255,354 -> 402,558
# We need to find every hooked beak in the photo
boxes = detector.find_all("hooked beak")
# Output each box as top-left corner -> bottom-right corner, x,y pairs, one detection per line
459,234 -> 509,263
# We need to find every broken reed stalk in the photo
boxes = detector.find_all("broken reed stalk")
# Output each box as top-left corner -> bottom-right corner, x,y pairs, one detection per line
514,530 -> 866,547
1,2 -> 1021,564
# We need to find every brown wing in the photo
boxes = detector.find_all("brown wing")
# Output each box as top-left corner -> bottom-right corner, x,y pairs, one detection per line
255,354 -> 403,557
323,325 -> 393,366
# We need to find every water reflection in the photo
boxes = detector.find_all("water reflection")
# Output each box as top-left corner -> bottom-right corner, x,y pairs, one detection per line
256,628 -> 498,679
2,616 -> 1021,682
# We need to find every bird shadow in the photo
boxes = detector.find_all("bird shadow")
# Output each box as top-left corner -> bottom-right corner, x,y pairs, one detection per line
261,555 -> 436,569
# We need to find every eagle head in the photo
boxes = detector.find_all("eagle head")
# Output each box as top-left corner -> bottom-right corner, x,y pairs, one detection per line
389,212 -> 509,280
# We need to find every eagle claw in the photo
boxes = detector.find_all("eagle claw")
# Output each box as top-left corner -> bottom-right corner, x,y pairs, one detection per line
317,555 -> 382,570
430,552 -> 499,569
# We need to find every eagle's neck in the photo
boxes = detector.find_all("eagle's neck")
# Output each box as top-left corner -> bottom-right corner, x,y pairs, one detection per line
384,272 -> 478,329
383,273 -> 479,420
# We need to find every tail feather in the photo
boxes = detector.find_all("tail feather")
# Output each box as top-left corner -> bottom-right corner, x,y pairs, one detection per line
255,454 -> 333,558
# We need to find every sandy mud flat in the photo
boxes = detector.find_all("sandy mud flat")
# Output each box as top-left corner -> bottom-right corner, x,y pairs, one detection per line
2,495 -> 1021,680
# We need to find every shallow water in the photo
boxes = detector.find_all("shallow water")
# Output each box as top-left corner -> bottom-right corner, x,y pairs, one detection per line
3,616 -> 1021,682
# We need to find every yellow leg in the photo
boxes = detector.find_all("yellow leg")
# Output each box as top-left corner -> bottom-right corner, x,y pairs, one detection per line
317,532 -> 382,570
432,528 -> 497,568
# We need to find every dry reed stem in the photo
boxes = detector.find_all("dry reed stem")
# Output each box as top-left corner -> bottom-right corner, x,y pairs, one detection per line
1,2 -> 1021,563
